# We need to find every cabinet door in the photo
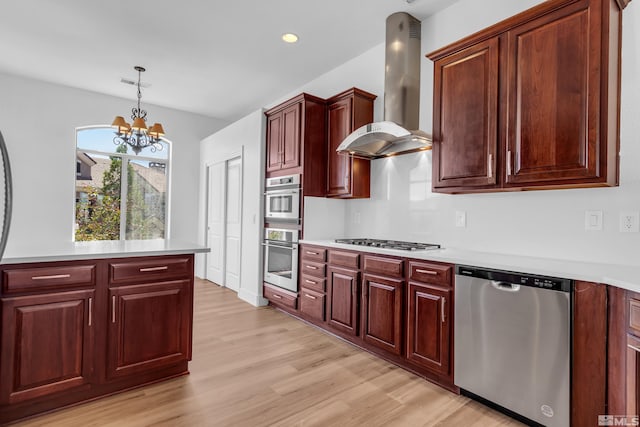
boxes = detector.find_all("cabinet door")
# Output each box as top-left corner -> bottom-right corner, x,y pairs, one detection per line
628,334 -> 640,416
432,38 -> 499,190
327,98 -> 353,197
361,274 -> 403,356
326,266 -> 359,336
505,3 -> 600,185
281,103 -> 301,170
406,282 -> 450,375
107,280 -> 192,380
0,290 -> 95,404
266,112 -> 283,172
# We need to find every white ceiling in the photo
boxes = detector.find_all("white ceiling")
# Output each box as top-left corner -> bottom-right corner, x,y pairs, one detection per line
0,0 -> 456,122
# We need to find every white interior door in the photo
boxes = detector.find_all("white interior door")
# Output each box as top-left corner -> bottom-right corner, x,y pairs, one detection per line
206,162 -> 225,285
224,157 -> 242,292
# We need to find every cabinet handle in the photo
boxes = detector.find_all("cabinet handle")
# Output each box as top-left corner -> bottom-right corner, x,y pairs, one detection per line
488,154 -> 493,178
305,279 -> 317,284
112,296 -> 116,323
88,297 -> 93,327
507,150 -> 512,176
416,269 -> 437,276
272,294 -> 282,299
306,251 -> 319,255
629,344 -> 640,353
31,274 -> 71,280
140,266 -> 169,272
441,297 -> 446,323
306,265 -> 318,270
304,294 -> 317,300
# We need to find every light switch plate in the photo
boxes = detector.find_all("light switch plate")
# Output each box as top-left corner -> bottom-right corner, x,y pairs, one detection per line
620,211 -> 640,233
585,211 -> 603,231
455,211 -> 466,228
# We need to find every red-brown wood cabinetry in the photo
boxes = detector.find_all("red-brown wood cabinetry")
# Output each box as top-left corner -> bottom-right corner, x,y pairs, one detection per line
406,282 -> 451,376
429,0 -> 623,193
0,289 -> 95,405
361,273 -> 403,356
326,88 -> 376,199
326,265 -> 360,336
264,93 -> 327,197
107,280 -> 192,380
0,254 -> 195,424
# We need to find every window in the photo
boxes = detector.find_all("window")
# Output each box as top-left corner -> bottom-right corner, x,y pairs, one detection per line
74,127 -> 170,241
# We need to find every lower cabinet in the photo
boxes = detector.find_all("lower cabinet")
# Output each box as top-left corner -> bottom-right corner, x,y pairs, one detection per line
627,334 -> 640,415
0,254 -> 195,424
361,274 -> 403,356
107,280 -> 192,380
299,288 -> 325,322
406,282 -> 451,375
0,289 -> 95,405
326,266 -> 360,336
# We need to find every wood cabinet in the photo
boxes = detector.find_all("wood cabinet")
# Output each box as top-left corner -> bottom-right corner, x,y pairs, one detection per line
298,244 -> 327,322
361,273 -> 403,356
0,254 -> 195,424
406,282 -> 451,375
627,334 -> 640,416
429,0 -> 624,193
0,289 -> 95,405
326,88 -> 376,198
432,38 -> 498,190
405,260 -> 453,379
264,93 -> 327,197
326,266 -> 360,336
107,280 -> 192,380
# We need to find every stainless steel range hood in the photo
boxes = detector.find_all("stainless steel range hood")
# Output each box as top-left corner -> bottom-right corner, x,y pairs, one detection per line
337,12 -> 432,159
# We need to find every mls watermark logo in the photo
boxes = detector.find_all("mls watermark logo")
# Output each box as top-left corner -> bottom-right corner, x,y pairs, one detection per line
599,415 -> 640,426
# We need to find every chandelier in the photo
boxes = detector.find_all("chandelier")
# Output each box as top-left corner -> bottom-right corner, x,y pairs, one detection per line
111,66 -> 165,155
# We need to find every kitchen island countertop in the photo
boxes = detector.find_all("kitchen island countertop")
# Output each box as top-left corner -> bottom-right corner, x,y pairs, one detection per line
300,239 -> 640,294
1,239 -> 210,264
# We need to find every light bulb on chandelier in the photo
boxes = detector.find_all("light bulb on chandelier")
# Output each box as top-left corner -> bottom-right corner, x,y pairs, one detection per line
111,66 -> 166,155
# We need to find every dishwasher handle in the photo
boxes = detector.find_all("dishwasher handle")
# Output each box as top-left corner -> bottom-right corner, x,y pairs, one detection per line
491,281 -> 521,292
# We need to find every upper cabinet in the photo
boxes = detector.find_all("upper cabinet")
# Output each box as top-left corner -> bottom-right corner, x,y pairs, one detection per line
429,0 -> 626,194
326,88 -> 377,198
265,93 -> 327,196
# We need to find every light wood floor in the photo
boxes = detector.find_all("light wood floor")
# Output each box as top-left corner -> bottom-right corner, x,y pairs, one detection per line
14,278 -> 523,427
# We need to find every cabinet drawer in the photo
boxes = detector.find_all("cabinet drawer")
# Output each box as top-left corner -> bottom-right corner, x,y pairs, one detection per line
300,288 -> 325,322
363,255 -> 403,278
3,264 -> 96,293
408,261 -> 452,286
264,283 -> 297,310
300,273 -> 326,293
301,246 -> 327,262
328,250 -> 359,269
300,260 -> 326,278
110,257 -> 192,285
630,298 -> 640,336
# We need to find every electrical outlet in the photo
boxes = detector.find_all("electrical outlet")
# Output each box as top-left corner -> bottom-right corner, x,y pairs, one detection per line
455,211 -> 466,228
619,211 -> 640,233
585,211 -> 603,231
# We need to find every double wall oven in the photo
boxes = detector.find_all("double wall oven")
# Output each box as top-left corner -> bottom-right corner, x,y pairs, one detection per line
263,174 -> 301,293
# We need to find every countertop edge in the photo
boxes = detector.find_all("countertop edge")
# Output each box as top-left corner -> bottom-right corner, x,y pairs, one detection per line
0,240 -> 210,265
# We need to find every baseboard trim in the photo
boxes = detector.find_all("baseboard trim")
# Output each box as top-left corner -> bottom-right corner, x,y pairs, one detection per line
238,288 -> 268,307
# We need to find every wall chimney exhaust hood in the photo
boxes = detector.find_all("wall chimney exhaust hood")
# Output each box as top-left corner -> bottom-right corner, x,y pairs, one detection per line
337,12 -> 432,159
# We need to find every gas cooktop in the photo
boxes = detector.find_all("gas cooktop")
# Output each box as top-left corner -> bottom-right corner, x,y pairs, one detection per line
334,238 -> 441,251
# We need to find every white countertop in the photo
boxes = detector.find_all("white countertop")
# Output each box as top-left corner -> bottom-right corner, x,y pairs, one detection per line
1,239 -> 210,264
300,239 -> 640,294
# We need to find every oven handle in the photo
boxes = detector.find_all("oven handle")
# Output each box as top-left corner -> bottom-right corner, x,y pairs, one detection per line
262,242 -> 298,250
264,188 -> 300,196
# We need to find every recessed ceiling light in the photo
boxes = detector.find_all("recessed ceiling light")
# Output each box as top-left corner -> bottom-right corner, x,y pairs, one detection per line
282,33 -> 299,43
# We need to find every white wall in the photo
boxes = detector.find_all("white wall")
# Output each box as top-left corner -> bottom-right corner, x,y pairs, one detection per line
198,110 -> 267,306
302,0 -> 640,266
0,72 -> 227,252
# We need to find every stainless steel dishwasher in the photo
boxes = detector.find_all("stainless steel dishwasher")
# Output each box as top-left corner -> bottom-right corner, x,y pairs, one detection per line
454,265 -> 572,427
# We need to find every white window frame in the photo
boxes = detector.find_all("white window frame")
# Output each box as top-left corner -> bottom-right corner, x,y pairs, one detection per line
73,125 -> 172,241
